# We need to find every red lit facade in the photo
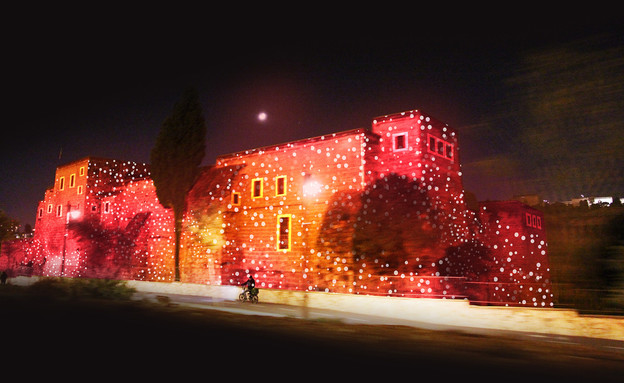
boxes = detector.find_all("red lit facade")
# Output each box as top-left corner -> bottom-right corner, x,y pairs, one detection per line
1,110 -> 554,307
477,201 -> 552,306
180,109 -> 553,306
1,157 -> 174,281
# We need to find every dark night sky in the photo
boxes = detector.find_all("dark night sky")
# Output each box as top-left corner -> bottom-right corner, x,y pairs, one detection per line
2,6 -> 622,228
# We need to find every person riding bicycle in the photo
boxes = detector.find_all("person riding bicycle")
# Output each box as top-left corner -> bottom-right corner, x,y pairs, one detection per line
241,275 -> 256,298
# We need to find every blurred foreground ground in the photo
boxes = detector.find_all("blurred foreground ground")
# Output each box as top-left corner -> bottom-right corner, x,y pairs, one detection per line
2,288 -> 623,382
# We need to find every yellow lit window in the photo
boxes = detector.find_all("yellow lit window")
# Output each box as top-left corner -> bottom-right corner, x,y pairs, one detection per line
277,214 -> 292,251
231,191 -> 241,206
69,173 -> 76,188
59,176 -> 65,191
252,178 -> 263,199
276,175 -> 287,196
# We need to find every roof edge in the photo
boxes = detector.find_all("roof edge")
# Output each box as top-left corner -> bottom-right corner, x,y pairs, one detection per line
216,127 -> 376,161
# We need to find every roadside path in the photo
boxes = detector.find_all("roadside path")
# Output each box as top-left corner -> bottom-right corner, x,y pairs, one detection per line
134,291 -> 624,356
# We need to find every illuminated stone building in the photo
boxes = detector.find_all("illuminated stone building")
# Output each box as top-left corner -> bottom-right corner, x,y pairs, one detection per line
180,109 -> 553,306
1,109 -> 554,306
1,157 -> 174,280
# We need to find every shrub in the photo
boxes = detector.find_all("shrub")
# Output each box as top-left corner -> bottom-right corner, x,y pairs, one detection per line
28,277 -> 136,301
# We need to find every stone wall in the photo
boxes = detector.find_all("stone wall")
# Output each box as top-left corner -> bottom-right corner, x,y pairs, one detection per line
126,279 -> 623,341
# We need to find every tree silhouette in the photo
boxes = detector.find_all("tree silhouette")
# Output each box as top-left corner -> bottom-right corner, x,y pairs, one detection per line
150,88 -> 206,281
0,208 -> 19,246
69,213 -> 151,279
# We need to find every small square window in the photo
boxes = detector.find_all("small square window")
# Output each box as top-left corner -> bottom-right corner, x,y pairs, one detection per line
231,192 -> 241,206
393,133 -> 407,151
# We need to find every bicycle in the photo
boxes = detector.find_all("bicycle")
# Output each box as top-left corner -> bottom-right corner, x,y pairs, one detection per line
238,287 -> 259,303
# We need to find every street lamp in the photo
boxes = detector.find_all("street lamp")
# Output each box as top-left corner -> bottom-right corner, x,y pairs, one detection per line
69,209 -> 81,220
302,178 -> 322,198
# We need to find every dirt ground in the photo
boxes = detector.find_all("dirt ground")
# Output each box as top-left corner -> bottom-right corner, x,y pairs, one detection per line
3,293 -> 623,381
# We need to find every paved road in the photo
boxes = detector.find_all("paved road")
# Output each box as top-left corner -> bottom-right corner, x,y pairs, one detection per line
134,291 -> 624,356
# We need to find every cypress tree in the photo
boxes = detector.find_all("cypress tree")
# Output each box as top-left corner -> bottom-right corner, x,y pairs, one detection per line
150,87 -> 206,281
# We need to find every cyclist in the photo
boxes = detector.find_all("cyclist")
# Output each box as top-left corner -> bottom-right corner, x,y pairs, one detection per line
241,274 -> 256,298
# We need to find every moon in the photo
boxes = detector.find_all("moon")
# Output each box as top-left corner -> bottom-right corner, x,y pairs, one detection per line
257,112 -> 267,122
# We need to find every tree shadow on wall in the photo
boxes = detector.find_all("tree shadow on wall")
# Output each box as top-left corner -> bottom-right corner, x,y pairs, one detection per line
440,240 -> 491,302
69,212 -> 151,279
316,174 -> 446,294
315,173 -> 491,299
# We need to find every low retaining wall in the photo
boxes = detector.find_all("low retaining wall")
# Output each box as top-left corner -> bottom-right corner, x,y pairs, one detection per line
127,280 -> 624,341
10,277 -> 624,341
125,280 -> 242,301
263,287 -> 624,341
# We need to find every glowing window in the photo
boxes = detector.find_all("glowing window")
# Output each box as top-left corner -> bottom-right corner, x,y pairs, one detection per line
525,213 -> 542,229
277,214 -> 291,251
252,178 -> 263,199
38,208 -> 43,218
393,132 -> 408,151
77,185 -> 83,195
445,144 -> 453,159
79,166 -> 85,176
59,177 -> 65,191
231,192 -> 241,206
56,205 -> 62,217
69,174 -> 76,188
427,134 -> 454,161
276,176 -> 287,196
47,204 -> 53,214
